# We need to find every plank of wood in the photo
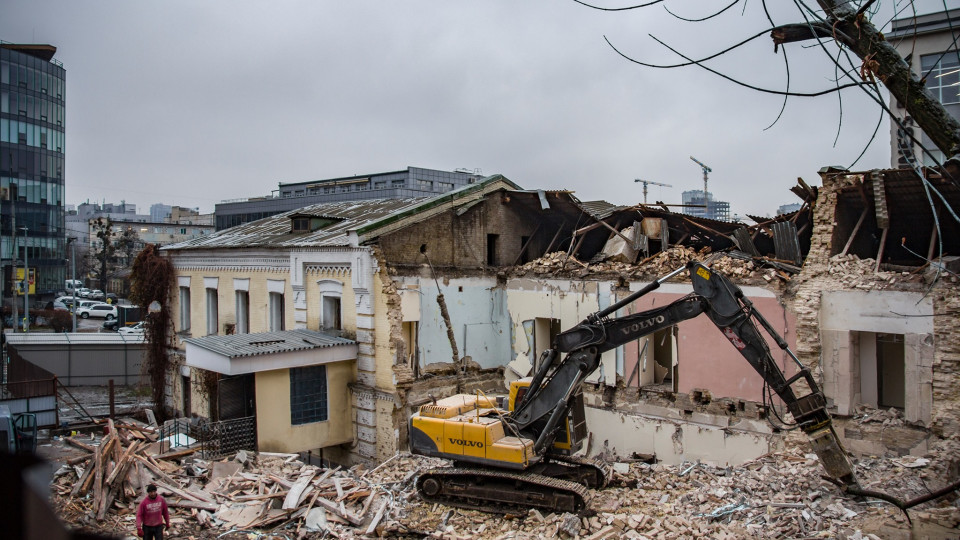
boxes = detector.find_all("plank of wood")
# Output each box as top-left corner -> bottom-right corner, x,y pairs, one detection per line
64,437 -> 96,453
133,455 -> 179,488
71,460 -> 95,497
234,491 -> 289,502
96,485 -> 117,521
283,469 -> 318,510
364,501 -> 386,535
105,440 -> 141,486
268,474 -> 294,490
155,445 -> 201,460
312,496 -> 362,526
154,480 -> 209,503
67,453 -> 93,466
92,439 -> 105,509
168,499 -> 219,512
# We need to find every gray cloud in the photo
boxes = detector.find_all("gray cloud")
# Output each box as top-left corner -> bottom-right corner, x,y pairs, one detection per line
4,0 -> 920,218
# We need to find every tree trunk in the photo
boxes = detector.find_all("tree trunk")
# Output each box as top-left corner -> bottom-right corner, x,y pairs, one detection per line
815,0 -> 960,159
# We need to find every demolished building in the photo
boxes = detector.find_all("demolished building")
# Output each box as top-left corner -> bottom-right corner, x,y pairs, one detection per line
161,165 -> 959,473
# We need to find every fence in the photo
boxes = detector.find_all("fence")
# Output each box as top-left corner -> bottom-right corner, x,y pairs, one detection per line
160,416 -> 257,460
5,333 -> 148,386
1,356 -> 58,427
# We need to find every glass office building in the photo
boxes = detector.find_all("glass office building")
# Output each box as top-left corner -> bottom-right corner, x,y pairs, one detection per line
0,43 -> 66,295
215,167 -> 484,230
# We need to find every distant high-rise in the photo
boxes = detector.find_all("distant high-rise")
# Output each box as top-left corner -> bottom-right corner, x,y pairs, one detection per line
681,190 -> 730,222
0,43 -> 66,295
777,203 -> 802,216
151,203 -> 172,222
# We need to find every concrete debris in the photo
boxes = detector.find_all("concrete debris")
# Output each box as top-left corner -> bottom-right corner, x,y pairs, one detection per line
46,425 -> 959,539
511,247 -> 794,287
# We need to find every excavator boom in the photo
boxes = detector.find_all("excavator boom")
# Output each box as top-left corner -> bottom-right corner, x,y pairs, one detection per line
410,260 -> 857,515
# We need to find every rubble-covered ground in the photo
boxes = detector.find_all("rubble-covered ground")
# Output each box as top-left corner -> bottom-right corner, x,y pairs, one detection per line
44,420 -> 959,540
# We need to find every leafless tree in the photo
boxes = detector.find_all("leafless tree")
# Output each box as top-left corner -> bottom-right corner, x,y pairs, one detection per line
581,0 -> 960,172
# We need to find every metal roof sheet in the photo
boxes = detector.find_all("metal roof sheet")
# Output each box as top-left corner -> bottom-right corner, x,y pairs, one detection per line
182,329 -> 355,359
164,197 -> 429,250
3,332 -> 146,345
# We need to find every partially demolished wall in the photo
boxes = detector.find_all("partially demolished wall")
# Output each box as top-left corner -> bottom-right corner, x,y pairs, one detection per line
790,171 -> 960,444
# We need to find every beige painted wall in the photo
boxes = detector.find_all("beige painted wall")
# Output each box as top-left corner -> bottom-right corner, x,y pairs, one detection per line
172,267 -> 293,337
254,361 -> 355,453
506,278 -> 616,384
303,270 -> 357,333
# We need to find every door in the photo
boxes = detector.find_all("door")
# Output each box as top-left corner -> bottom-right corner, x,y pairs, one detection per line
218,374 -> 255,420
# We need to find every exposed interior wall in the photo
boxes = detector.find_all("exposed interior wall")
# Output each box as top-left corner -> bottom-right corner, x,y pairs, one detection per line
819,289 -> 934,425
406,276 -> 510,370
583,405 -> 780,466
792,171 -> 959,442
505,278 -> 616,384
254,361 -> 355,453
618,282 -> 796,402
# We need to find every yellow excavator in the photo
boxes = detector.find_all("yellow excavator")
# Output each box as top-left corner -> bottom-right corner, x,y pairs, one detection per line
409,261 -> 858,514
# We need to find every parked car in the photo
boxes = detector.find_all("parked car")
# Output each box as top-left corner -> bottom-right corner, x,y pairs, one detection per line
54,296 -> 77,309
76,304 -> 117,320
76,288 -> 91,298
118,321 -> 145,335
45,300 -> 68,311
88,290 -> 105,301
76,300 -> 107,310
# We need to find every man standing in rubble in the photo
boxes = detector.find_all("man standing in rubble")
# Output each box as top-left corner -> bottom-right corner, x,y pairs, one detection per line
136,484 -> 170,540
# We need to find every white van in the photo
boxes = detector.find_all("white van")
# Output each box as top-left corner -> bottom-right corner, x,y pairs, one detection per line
65,279 -> 83,292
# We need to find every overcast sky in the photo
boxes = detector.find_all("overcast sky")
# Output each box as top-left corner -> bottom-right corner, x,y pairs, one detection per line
2,1 -> 953,218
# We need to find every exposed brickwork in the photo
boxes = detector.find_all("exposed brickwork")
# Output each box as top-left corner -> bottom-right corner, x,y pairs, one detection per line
378,192 -> 543,269
788,171 -> 960,439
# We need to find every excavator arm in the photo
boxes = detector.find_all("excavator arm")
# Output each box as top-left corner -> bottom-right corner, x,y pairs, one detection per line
515,260 -> 858,486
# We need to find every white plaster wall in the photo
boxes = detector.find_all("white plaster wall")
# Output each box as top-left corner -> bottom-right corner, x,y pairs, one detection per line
584,406 -> 777,466
413,276 -> 511,369
821,291 -> 934,334
506,278 -> 616,384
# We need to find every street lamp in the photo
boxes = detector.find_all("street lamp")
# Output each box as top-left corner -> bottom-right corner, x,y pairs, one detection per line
20,226 -> 28,334
68,237 -> 77,332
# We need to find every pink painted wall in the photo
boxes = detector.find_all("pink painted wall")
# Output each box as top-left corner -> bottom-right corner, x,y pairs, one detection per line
621,289 -> 797,403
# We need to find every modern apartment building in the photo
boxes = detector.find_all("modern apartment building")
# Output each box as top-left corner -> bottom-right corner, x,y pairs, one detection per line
0,43 -> 66,295
887,8 -> 960,168
681,190 -> 731,222
214,166 -> 484,230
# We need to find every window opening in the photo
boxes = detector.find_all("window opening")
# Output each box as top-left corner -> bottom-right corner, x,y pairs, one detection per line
290,365 -> 328,424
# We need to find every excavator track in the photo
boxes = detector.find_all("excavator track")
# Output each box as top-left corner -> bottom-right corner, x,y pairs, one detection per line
416,467 -> 591,515
541,453 -> 613,489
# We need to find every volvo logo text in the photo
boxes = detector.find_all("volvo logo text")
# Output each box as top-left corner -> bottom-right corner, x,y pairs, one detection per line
448,438 -> 483,448
619,315 -> 666,335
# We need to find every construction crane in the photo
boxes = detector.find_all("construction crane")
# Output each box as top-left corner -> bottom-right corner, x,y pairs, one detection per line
690,156 -> 713,215
633,179 -> 673,204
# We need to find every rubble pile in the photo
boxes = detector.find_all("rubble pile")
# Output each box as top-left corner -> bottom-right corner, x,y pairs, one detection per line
48,424 -> 959,539
512,247 -> 786,286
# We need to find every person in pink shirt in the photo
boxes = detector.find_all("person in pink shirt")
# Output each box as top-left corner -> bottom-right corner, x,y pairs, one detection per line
135,484 -> 170,539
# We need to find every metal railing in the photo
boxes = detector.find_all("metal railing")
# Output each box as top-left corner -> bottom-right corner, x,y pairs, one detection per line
160,416 -> 256,460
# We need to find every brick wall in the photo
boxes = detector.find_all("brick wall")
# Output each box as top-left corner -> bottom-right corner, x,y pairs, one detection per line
378,192 -> 543,268
789,171 -> 960,438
